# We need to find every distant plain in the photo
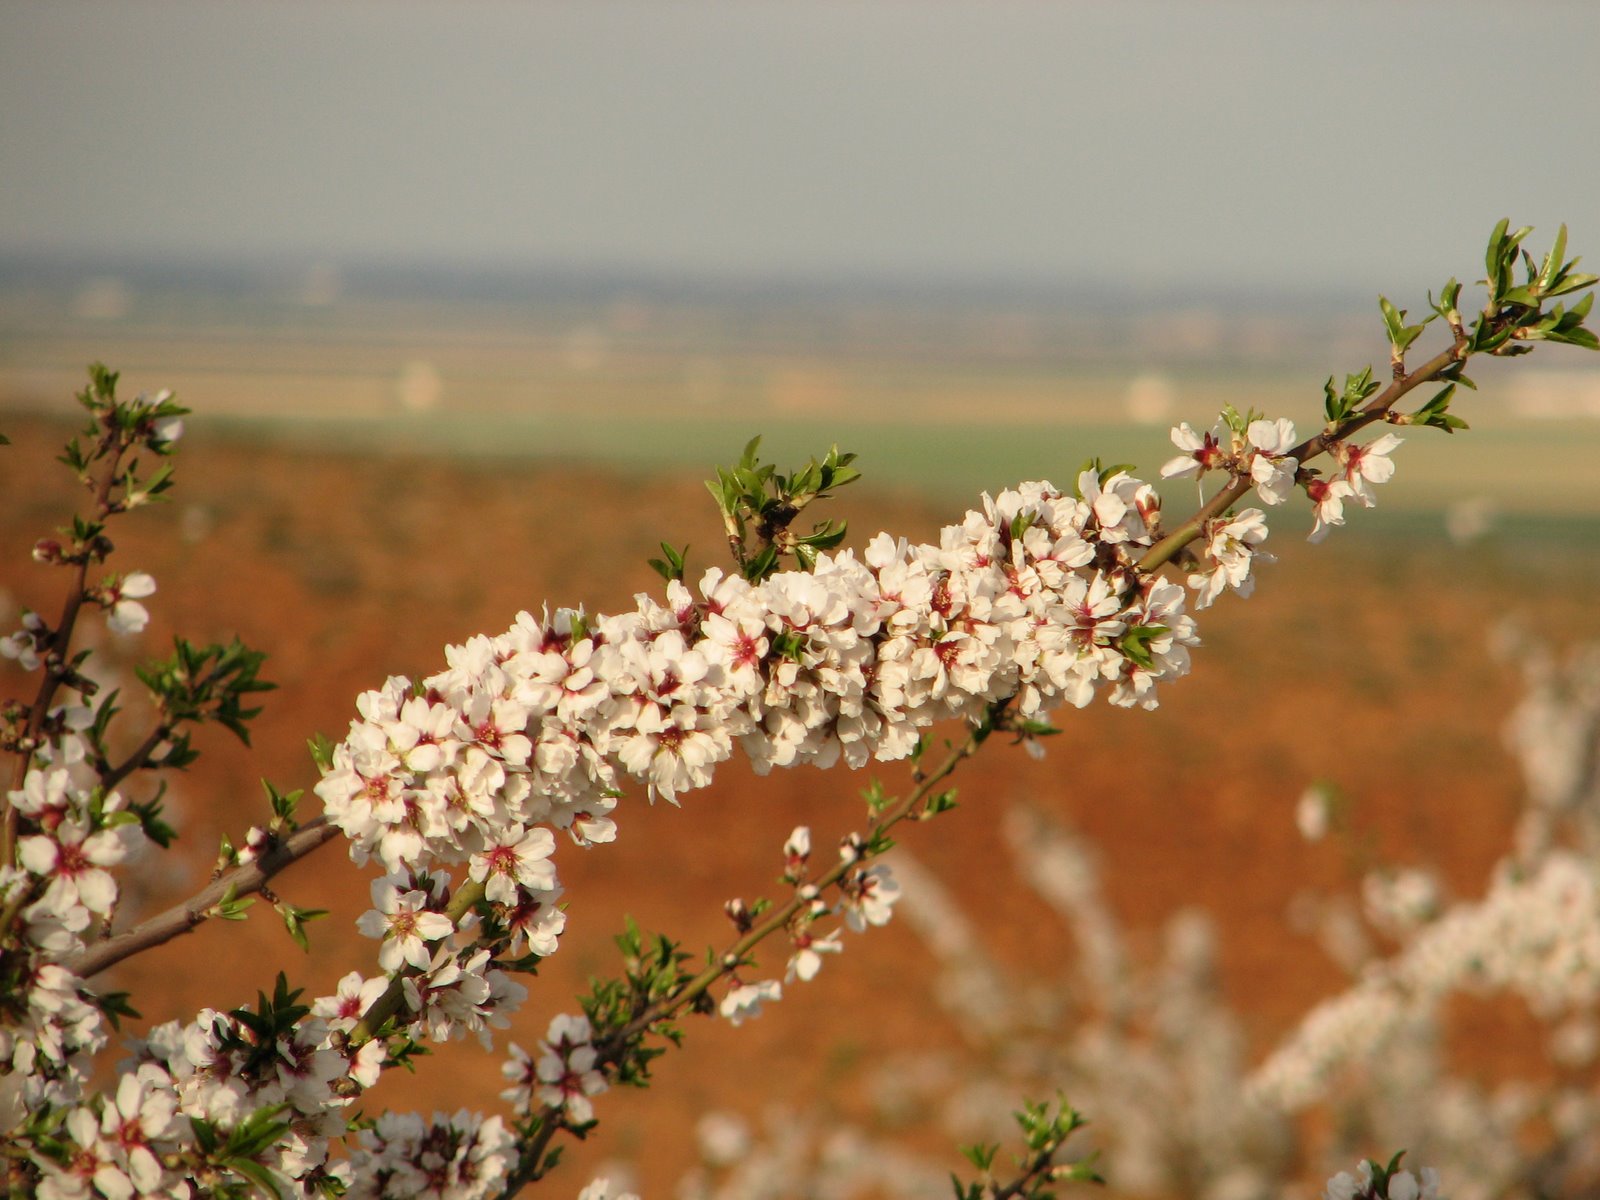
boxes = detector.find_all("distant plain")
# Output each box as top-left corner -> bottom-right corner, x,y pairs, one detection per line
3,274 -> 1598,523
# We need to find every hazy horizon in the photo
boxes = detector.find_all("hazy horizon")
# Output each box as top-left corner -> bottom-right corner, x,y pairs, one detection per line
4,2 -> 1598,304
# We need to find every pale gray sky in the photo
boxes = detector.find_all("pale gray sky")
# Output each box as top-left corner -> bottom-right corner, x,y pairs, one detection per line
2,1 -> 1597,296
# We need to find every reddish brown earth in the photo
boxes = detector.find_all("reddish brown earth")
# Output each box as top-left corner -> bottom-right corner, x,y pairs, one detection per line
2,414 -> 1594,1193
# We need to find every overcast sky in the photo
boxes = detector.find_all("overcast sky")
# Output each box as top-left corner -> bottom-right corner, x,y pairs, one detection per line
2,1 -> 1597,297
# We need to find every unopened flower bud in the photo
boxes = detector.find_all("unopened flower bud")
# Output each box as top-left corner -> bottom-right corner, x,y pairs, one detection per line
782,825 -> 811,879
724,898 -> 752,932
238,825 -> 272,865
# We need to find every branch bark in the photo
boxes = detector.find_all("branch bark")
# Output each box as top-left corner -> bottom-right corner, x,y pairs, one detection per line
67,817 -> 340,979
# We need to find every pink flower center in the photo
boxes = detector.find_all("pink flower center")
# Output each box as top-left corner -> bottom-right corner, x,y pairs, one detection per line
733,632 -> 762,669
487,843 -> 520,876
56,840 -> 89,878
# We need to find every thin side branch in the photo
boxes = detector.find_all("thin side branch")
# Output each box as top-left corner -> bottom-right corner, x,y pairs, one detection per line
496,723 -> 990,1198
1135,334 -> 1470,574
67,817 -> 339,979
3,431 -> 129,863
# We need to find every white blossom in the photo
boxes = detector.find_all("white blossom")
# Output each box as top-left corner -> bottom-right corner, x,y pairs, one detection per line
355,875 -> 457,971
103,572 -> 156,635
1161,422 -> 1225,479
719,978 -> 782,1026
1338,432 -> 1403,506
1247,418 -> 1300,506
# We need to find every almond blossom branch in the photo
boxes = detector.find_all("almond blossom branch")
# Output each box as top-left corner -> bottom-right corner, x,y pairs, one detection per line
1135,333 -> 1467,576
3,426 -> 130,865
4,224 -> 1590,1199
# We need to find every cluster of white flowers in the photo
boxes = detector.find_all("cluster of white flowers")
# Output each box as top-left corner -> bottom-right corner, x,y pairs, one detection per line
1324,1158 -> 1443,1200
1163,416 -> 1402,550
0,756 -> 146,1119
314,469 -> 1210,963
0,746 -> 529,1192
1251,849 -> 1600,1111
4,971 -> 522,1196
502,1013 -> 608,1125
344,1109 -> 517,1199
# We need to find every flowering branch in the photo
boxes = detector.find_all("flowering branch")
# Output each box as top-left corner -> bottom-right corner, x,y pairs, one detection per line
1135,337 -> 1463,574
2,368 -> 184,866
1142,222 -> 1594,573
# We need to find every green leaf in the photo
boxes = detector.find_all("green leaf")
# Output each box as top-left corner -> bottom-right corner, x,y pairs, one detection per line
1379,295 -> 1405,343
1322,376 -> 1342,423
1486,220 -> 1509,274
860,777 -> 891,816
128,787 -> 178,848
1379,296 -> 1429,355
742,543 -> 780,583
797,520 -> 848,552
959,1142 -> 999,1172
1536,224 -> 1567,293
214,883 -> 255,921
1547,326 -> 1600,351
1015,718 -> 1061,738
278,902 -> 329,953
263,780 -> 302,827
227,1157 -> 286,1200
1117,624 -> 1170,670
190,1115 -> 220,1155
1429,278 -> 1462,321
92,989 -> 142,1032
307,732 -> 336,772
1546,270 -> 1599,298
647,540 -> 689,583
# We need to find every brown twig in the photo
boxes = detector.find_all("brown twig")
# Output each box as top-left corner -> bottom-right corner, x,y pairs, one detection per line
66,817 -> 340,979
98,722 -> 174,793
